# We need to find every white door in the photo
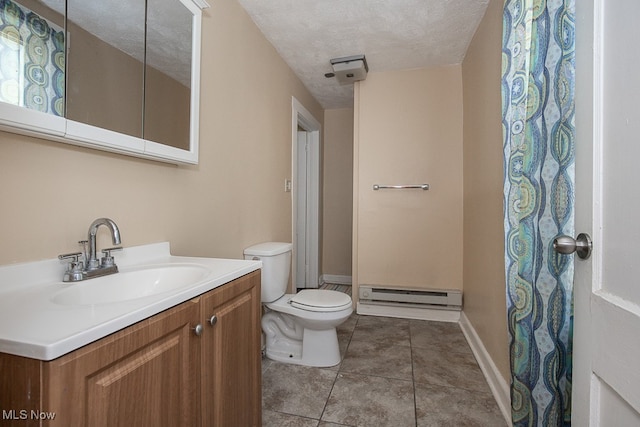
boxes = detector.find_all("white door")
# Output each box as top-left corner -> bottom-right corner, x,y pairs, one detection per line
291,97 -> 321,290
295,130 -> 309,289
573,1 -> 640,424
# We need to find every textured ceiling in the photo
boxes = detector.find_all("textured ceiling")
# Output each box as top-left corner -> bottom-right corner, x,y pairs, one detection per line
238,0 -> 490,109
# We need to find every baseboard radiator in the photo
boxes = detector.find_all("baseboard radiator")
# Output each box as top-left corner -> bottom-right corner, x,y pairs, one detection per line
358,286 -> 462,311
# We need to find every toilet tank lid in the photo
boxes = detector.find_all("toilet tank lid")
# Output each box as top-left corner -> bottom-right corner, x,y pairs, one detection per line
244,242 -> 292,256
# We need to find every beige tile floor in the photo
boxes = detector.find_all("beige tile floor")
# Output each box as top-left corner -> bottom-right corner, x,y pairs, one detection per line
262,313 -> 507,427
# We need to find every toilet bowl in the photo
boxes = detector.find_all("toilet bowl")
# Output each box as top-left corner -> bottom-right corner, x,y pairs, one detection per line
262,289 -> 352,366
244,242 -> 353,367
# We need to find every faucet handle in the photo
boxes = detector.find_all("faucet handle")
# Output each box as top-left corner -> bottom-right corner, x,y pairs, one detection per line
58,252 -> 85,282
58,252 -> 83,263
101,247 -> 122,268
101,247 -> 122,256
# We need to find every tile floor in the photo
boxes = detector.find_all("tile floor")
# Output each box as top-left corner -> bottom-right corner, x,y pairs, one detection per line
262,313 -> 507,427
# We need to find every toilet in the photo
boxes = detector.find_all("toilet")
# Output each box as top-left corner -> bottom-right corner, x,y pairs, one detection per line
244,242 -> 353,367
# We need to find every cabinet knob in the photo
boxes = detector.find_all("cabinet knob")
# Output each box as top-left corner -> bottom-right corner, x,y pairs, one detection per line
208,315 -> 217,326
193,324 -> 204,336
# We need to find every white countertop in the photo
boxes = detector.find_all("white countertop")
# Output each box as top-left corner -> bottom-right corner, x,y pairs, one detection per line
0,242 -> 261,361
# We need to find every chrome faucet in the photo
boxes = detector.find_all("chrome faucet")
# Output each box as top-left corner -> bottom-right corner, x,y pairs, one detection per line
86,218 -> 121,270
58,218 -> 123,282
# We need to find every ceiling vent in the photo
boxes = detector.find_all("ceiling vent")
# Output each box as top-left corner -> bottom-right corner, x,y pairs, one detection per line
329,55 -> 368,85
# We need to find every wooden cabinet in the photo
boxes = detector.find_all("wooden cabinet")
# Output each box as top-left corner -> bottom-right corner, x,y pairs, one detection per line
201,271 -> 262,426
0,271 -> 261,427
44,299 -> 201,427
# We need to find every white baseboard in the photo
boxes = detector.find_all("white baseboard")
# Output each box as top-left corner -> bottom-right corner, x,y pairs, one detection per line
356,302 -> 460,322
319,274 -> 352,286
459,311 -> 512,426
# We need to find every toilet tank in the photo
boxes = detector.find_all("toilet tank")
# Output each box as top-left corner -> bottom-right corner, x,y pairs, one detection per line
244,242 -> 292,303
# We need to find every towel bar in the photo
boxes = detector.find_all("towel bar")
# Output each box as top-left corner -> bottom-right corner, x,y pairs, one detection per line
373,184 -> 429,191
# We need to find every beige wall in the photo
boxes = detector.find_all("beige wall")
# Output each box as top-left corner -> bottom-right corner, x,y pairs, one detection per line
353,67 -> 464,298
322,108 -> 354,278
461,0 -> 509,381
0,0 -> 322,265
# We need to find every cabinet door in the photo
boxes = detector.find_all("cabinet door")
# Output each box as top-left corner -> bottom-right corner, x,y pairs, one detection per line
43,299 -> 201,427
201,271 -> 261,427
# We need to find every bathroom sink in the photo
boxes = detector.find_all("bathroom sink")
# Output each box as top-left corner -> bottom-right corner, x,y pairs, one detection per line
51,264 -> 211,306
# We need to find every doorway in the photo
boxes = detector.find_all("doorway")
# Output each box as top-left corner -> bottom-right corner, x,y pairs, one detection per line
291,97 -> 321,289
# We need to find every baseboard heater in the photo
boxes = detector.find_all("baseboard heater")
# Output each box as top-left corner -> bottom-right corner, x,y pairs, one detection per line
358,286 -> 462,311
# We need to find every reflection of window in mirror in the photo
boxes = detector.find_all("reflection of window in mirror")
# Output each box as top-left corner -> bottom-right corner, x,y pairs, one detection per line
0,0 -> 65,116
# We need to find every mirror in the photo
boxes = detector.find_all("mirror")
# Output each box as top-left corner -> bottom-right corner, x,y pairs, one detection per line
66,0 -> 145,138
0,0 -> 207,164
144,0 -> 192,150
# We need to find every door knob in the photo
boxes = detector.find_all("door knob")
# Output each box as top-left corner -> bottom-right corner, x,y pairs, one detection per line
193,324 -> 204,337
553,233 -> 593,260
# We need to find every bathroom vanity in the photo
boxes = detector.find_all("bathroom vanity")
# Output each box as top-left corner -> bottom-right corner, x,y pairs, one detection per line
0,243 -> 262,426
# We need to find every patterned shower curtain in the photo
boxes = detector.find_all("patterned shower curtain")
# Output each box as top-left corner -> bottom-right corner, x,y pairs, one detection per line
501,0 -> 575,426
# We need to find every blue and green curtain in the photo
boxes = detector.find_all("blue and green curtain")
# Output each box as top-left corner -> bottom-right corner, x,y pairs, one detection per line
501,0 -> 575,425
0,0 -> 64,116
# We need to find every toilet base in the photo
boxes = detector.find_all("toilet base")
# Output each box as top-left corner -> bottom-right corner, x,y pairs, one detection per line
262,311 -> 342,367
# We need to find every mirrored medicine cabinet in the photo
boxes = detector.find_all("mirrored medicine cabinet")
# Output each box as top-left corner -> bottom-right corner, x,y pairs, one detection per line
0,0 -> 209,164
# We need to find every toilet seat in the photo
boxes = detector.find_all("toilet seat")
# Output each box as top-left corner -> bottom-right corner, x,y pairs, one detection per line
290,289 -> 352,312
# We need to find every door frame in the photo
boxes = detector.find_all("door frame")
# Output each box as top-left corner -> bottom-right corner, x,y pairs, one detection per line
291,97 -> 321,289
573,0 -> 596,422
